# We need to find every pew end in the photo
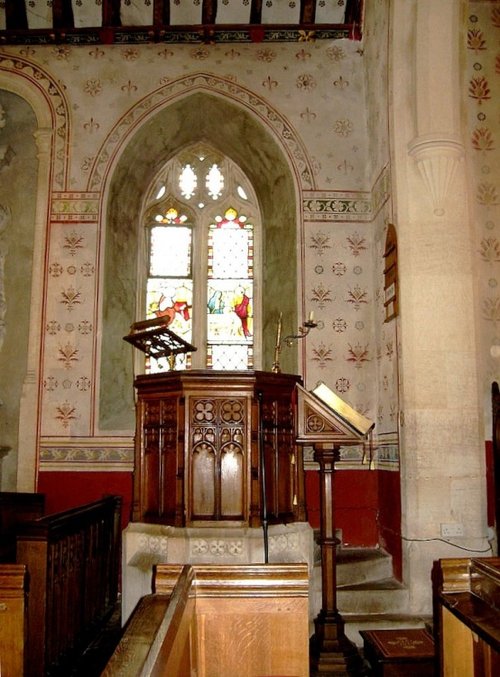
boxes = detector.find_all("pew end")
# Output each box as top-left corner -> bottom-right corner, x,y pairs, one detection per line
0,564 -> 28,677
104,562 -> 310,677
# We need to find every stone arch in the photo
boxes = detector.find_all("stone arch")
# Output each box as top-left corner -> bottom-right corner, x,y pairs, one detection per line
0,54 -> 70,188
0,56 -> 70,489
98,87 -> 301,431
88,73 -> 315,193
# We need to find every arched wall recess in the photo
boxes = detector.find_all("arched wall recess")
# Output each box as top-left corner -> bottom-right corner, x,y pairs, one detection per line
99,89 -> 302,431
0,56 -> 69,490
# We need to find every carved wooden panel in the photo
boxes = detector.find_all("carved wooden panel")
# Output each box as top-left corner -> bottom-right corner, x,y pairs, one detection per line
135,393 -> 184,525
133,371 -> 304,528
261,392 -> 298,522
0,564 -> 27,677
16,497 -> 121,677
188,396 -> 248,522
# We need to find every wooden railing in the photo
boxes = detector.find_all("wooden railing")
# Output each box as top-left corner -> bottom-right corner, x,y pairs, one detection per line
0,564 -> 27,677
16,495 -> 122,677
103,562 -> 310,677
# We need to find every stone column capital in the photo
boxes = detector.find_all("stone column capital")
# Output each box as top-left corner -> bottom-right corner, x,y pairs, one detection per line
408,133 -> 465,216
33,127 -> 53,157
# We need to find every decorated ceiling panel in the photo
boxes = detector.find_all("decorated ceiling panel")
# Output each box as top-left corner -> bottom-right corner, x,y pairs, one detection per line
0,0 -> 363,43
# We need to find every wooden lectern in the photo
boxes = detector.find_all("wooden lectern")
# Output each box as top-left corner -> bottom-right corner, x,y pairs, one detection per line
296,382 -> 374,676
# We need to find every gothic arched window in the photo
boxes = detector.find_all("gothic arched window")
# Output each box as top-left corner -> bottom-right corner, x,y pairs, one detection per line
142,144 -> 260,371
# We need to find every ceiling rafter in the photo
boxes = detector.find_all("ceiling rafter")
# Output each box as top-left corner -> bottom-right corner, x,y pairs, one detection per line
249,0 -> 263,25
5,0 -> 28,31
300,0 -> 316,25
153,0 -> 170,29
52,0 -> 74,30
102,0 -> 122,28
202,0 -> 217,27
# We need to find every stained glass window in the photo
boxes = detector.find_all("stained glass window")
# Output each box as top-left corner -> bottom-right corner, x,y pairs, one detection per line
206,207 -> 253,369
143,146 -> 259,372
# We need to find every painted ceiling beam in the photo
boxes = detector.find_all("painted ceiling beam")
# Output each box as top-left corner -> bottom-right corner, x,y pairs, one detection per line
102,0 -> 122,27
345,0 -> 362,26
249,0 -> 263,25
52,0 -> 75,30
153,0 -> 170,28
202,0 -> 217,26
300,0 -> 316,25
5,0 -> 28,30
0,0 -> 362,45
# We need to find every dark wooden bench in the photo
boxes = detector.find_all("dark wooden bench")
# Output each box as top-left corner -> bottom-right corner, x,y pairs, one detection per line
15,495 -> 122,676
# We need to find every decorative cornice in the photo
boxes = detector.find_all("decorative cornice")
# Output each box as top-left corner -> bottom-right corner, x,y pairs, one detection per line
39,437 -> 134,470
302,165 -> 391,222
0,26 -> 356,47
303,192 -> 372,222
50,192 -> 100,223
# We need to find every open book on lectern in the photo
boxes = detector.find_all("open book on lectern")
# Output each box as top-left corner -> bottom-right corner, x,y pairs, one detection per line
310,381 -> 375,438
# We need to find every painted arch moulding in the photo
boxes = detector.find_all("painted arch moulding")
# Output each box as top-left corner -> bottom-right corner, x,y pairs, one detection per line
0,52 -> 70,190
86,72 -> 316,194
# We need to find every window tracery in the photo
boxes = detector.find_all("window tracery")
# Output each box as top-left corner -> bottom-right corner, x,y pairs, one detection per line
142,144 -> 259,371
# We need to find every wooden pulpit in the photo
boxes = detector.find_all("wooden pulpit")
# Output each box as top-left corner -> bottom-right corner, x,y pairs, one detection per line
296,382 -> 374,676
132,370 -> 306,529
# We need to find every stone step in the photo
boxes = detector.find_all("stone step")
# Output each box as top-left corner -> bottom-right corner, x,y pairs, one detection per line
310,547 -> 395,598
311,572 -> 409,617
309,545 -> 435,648
336,547 -> 394,587
310,546 -> 426,647
337,577 -> 409,615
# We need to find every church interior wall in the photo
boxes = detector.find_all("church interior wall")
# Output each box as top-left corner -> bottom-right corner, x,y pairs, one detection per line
466,2 -> 500,440
1,2 -> 498,596
0,15 -> 404,580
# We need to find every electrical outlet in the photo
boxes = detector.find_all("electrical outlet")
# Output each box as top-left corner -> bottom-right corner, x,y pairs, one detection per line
440,522 -> 464,538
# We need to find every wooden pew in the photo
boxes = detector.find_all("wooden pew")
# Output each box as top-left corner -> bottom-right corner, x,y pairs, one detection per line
16,495 -> 122,677
0,564 -> 27,677
0,492 -> 45,562
103,562 -> 310,677
433,557 -> 500,676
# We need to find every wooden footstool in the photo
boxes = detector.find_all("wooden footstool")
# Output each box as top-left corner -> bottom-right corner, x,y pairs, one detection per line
360,628 -> 436,676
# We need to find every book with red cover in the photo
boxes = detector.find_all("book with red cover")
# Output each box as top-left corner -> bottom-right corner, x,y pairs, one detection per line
360,628 -> 435,661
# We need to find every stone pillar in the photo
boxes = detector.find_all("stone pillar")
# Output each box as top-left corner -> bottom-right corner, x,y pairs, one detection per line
390,0 -> 488,613
17,127 -> 52,491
